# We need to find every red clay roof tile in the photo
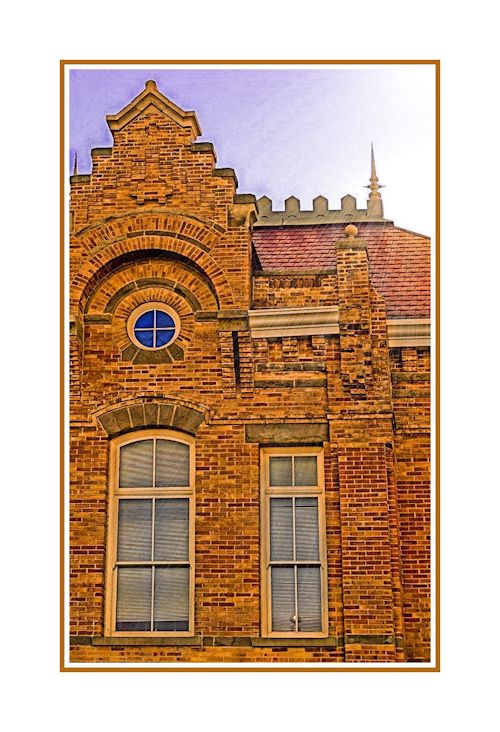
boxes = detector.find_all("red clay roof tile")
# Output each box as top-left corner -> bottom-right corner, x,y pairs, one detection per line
252,222 -> 430,318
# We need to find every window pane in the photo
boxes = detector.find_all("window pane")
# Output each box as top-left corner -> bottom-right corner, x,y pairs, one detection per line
135,329 -> 154,347
270,498 -> 293,560
116,567 -> 152,631
155,440 -> 190,487
154,567 -> 190,631
119,440 -> 154,487
135,311 -> 154,328
269,456 -> 292,486
156,310 -> 175,328
295,497 -> 319,561
271,566 -> 296,632
155,329 -> 175,348
154,498 -> 189,561
297,566 -> 322,632
117,499 -> 152,561
294,456 -> 318,486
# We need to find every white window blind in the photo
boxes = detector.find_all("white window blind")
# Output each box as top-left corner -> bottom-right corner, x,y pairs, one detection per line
112,437 -> 192,634
265,451 -> 326,635
269,496 -> 321,632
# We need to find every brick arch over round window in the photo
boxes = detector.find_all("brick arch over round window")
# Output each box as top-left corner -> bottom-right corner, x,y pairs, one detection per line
70,219 -> 236,317
74,209 -> 225,256
96,400 -> 208,439
83,250 -> 221,316
83,254 -> 218,364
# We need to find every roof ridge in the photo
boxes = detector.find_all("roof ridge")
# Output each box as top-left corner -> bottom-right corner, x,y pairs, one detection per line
391,224 -> 431,239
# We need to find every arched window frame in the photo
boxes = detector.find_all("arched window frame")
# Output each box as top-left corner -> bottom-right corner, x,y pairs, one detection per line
104,429 -> 195,637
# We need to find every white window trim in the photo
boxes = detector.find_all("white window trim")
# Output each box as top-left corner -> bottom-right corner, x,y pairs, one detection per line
260,446 -> 328,638
104,429 -> 195,637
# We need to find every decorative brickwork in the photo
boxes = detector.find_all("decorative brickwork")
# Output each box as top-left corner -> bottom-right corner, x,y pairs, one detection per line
69,81 -> 431,664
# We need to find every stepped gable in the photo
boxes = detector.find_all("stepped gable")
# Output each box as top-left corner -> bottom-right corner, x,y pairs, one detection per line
252,222 -> 430,319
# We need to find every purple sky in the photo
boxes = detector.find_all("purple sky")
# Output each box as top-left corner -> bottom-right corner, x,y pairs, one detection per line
69,66 -> 435,235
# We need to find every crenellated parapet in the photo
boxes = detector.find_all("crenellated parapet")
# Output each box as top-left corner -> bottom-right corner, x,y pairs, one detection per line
255,192 -> 390,226
255,145 -> 388,226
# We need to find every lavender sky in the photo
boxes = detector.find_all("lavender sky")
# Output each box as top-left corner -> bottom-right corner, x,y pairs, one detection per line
69,65 -> 435,236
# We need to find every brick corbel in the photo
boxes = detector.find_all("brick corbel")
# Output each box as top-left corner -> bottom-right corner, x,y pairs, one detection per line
228,194 -> 258,227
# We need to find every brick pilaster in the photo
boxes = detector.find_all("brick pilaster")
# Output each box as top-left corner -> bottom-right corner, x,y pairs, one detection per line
336,226 -> 373,396
336,436 -> 398,661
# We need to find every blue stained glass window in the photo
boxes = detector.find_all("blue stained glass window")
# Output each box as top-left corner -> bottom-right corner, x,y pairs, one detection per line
135,311 -> 155,329
156,329 -> 175,347
135,329 -> 154,348
133,308 -> 177,349
156,310 -> 175,328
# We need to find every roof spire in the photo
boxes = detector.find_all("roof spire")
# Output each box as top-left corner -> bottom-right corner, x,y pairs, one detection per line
370,142 -> 377,181
72,151 -> 78,176
366,143 -> 384,218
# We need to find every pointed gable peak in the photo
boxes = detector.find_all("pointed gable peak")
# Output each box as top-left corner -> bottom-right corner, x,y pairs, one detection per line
106,79 -> 202,138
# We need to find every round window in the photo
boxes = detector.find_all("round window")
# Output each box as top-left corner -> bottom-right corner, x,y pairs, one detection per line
127,303 -> 180,350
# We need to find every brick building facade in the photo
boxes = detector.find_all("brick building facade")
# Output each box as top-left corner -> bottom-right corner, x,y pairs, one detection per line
69,80 -> 431,664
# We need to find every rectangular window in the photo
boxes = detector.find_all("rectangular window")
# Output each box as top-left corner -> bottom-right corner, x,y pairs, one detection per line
105,432 -> 194,637
261,448 -> 327,637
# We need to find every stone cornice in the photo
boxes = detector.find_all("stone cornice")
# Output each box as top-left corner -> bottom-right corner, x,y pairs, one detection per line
249,306 -> 340,338
248,307 -> 430,346
386,319 -> 431,347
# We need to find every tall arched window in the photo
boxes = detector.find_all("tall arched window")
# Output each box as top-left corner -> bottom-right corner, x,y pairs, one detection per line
105,430 -> 195,637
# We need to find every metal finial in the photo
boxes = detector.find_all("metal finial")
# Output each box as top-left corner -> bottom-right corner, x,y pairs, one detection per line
72,151 -> 78,176
365,144 -> 384,217
365,143 -> 383,196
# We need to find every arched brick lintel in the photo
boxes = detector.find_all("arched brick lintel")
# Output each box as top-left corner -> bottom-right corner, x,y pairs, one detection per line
74,208 -> 225,248
96,401 -> 207,438
84,259 -> 213,315
71,235 -> 235,316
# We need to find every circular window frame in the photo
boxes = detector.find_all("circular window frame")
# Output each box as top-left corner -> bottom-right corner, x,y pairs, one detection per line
127,302 -> 181,351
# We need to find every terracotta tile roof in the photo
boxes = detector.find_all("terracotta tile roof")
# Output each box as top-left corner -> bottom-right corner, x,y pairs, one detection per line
252,222 -> 430,319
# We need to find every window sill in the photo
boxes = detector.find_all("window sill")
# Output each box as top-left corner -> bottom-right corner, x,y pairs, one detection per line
70,636 -> 203,647
70,635 -> 345,648
70,635 -> 397,648
252,637 -> 338,648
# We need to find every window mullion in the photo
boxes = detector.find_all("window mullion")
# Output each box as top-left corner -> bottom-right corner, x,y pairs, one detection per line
151,496 -> 156,632
153,439 -> 157,488
151,564 -> 155,632
292,496 -> 299,632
